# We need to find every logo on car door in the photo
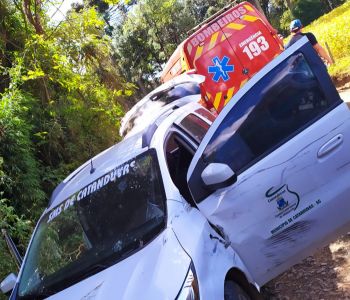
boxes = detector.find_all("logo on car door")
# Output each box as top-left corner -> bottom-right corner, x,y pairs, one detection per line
266,184 -> 300,218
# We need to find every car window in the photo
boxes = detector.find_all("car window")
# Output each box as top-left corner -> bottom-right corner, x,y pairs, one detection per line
165,133 -> 195,205
178,113 -> 211,144
203,53 -> 340,174
194,108 -> 216,123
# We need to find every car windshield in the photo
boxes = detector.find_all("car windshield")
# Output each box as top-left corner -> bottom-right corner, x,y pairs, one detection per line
17,150 -> 166,299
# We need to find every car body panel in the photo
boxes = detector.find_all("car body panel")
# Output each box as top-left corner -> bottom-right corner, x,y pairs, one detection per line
187,37 -> 350,285
151,107 -> 255,298
43,229 -> 190,300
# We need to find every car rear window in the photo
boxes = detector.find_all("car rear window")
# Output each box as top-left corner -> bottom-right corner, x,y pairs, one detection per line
178,113 -> 210,144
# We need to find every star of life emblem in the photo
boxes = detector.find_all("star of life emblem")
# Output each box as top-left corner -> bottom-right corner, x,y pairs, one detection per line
208,56 -> 234,82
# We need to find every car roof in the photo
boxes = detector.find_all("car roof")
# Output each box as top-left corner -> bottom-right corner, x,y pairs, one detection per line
119,73 -> 205,137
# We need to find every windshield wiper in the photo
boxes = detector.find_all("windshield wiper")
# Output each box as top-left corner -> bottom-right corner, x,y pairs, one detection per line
20,262 -> 108,300
83,263 -> 108,277
21,293 -> 50,300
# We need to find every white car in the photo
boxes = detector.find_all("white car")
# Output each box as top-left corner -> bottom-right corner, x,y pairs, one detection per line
3,37 -> 350,300
119,73 -> 205,138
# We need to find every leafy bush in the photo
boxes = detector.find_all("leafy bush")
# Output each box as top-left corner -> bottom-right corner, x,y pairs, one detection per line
279,10 -> 294,34
0,1 -> 128,291
0,89 -> 46,217
0,198 -> 32,299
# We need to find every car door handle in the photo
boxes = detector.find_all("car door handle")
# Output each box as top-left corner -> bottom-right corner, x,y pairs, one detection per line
317,134 -> 343,158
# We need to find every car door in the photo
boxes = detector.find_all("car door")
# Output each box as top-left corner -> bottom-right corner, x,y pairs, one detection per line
187,37 -> 350,286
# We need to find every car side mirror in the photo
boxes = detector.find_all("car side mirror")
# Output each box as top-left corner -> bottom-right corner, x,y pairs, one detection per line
201,163 -> 237,191
1,273 -> 17,294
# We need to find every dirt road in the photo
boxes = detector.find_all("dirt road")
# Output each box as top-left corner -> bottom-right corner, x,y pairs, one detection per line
340,89 -> 350,103
263,235 -> 350,299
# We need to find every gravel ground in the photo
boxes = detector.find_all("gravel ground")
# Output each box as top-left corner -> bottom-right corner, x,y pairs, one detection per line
262,234 -> 350,299
339,85 -> 350,103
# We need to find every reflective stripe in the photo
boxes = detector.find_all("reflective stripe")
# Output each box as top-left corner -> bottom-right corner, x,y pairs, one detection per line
194,45 -> 204,61
244,4 -> 254,12
225,87 -> 235,105
213,92 -> 222,110
226,22 -> 246,30
242,15 -> 259,22
208,32 -> 220,50
221,33 -> 229,41
180,48 -> 189,70
240,78 -> 248,88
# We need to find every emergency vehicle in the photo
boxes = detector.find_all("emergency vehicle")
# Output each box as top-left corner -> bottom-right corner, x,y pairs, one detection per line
161,1 -> 284,112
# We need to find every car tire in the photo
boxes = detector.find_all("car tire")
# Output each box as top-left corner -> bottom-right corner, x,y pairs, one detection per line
224,280 -> 252,300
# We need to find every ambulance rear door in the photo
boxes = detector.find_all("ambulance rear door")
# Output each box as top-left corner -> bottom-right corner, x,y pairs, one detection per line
184,2 -> 283,112
224,6 -> 283,79
186,30 -> 249,112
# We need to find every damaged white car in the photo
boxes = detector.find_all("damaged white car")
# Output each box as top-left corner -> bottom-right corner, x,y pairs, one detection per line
3,38 -> 350,300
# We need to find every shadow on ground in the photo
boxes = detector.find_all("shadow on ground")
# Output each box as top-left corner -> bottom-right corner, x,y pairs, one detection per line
262,234 -> 350,299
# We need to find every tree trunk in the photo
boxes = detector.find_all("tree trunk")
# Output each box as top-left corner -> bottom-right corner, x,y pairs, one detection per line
246,0 -> 266,18
285,0 -> 294,15
23,0 -> 44,35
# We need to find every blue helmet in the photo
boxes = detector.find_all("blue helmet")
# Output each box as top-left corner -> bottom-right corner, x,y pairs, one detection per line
290,19 -> 302,32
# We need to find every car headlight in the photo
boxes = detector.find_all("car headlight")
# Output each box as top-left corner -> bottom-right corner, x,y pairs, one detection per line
176,263 -> 200,300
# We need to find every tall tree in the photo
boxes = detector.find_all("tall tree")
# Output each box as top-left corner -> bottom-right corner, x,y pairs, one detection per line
0,0 -> 134,283
112,0 -> 228,96
22,0 -> 45,35
0,0 -> 130,230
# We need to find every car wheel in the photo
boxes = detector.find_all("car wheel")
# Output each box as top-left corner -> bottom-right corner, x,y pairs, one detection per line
224,280 -> 251,300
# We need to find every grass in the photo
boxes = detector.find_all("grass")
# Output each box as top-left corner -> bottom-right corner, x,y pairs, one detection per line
328,57 -> 350,85
303,1 -> 350,85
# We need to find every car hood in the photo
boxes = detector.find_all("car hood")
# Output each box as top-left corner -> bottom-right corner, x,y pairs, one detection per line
45,228 -> 190,300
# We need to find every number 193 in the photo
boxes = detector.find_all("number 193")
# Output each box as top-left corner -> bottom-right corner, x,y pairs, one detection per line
242,36 -> 270,60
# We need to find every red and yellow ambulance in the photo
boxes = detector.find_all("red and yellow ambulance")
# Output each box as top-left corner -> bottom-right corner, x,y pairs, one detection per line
161,1 -> 284,112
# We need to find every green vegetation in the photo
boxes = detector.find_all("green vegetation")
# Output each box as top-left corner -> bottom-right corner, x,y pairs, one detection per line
0,0 -> 129,291
303,1 -> 350,84
113,0 -> 229,92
